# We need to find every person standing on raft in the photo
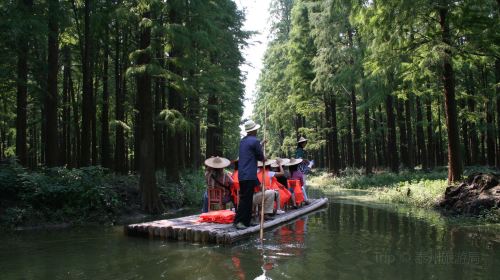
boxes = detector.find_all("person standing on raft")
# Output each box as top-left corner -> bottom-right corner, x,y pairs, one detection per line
233,120 -> 266,230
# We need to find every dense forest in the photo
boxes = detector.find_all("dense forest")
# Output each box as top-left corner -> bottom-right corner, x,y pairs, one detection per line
0,0 -> 248,212
1,0 -> 499,216
255,0 -> 499,183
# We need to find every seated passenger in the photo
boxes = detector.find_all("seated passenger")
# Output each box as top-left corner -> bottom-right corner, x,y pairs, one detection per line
285,158 -> 306,207
229,158 -> 240,208
202,156 -> 233,213
254,159 -> 285,219
270,158 -> 293,210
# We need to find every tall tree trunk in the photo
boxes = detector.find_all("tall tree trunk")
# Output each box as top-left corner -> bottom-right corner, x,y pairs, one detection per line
425,97 -> 435,169
397,99 -> 408,168
81,0 -> 92,166
330,96 -> 340,174
114,23 -> 126,173
122,38 -> 129,171
363,91 -> 372,174
61,46 -> 71,165
480,123 -> 486,165
386,93 -> 399,173
165,2 -> 184,181
351,88 -> 361,167
101,30 -> 111,168
16,0 -> 32,166
154,76 -> 163,169
134,90 -> 141,172
467,70 -> 479,165
324,96 -> 332,171
377,104 -> 387,167
437,98 -> 445,166
346,105 -> 354,167
404,98 -> 414,169
92,66 -> 98,165
165,96 -> 180,183
188,94 -> 201,168
482,66 -> 496,166
340,135 -> 346,169
460,99 -> 470,166
45,0 -> 59,167
496,59 -> 500,168
416,96 -> 427,169
372,111 -> 382,168
70,71 -> 79,167
439,6 -> 462,182
137,10 -> 161,213
206,92 -> 221,157
29,125 -> 37,167
347,28 -> 361,168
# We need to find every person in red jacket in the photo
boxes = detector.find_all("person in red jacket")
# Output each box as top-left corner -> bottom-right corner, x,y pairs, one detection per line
255,159 -> 286,218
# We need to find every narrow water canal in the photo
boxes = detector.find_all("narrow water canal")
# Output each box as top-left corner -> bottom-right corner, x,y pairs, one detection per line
1,193 -> 499,279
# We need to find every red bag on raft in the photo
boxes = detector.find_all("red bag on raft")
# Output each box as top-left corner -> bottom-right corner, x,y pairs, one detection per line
198,210 -> 235,224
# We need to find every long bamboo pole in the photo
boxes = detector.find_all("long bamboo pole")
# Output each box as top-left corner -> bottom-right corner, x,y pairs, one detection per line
259,106 -> 267,240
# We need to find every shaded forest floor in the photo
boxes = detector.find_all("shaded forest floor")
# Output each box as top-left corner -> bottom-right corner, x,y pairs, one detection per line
0,161 -> 205,230
308,167 -> 500,224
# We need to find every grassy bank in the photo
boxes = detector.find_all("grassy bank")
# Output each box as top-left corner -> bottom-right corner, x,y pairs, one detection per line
0,161 -> 205,229
308,167 -> 500,223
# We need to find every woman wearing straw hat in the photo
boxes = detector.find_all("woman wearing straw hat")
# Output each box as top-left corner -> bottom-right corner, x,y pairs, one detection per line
255,159 -> 286,218
233,120 -> 266,230
295,137 -> 313,204
286,157 -> 311,205
202,156 -> 234,213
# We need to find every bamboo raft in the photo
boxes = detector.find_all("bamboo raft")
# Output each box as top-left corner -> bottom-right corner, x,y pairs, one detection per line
125,197 -> 328,245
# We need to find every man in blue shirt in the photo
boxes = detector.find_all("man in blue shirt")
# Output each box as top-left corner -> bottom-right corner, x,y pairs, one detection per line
233,120 -> 265,229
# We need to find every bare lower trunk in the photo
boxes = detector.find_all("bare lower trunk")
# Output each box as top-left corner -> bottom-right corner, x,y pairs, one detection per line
416,96 -> 427,169
137,10 -> 161,213
81,0 -> 92,166
425,97 -> 435,169
439,7 -> 462,183
45,0 -> 59,167
496,59 -> 500,168
101,30 -> 111,168
386,93 -> 399,173
404,98 -> 414,169
397,99 -> 408,168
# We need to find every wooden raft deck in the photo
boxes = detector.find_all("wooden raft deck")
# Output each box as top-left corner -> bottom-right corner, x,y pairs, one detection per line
124,197 -> 328,245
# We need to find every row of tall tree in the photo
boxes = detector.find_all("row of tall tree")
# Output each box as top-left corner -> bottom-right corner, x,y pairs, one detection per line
255,0 -> 499,183
0,0 -> 248,212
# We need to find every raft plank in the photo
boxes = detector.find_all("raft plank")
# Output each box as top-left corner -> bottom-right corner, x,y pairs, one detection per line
124,198 -> 328,244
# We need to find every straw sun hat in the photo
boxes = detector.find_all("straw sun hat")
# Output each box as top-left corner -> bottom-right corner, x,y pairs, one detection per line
243,119 -> 261,133
297,136 -> 308,143
257,159 -> 275,167
271,158 -> 290,168
204,156 -> 231,169
284,158 -> 303,166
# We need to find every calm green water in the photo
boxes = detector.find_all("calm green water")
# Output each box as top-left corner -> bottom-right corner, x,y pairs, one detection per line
1,194 -> 499,280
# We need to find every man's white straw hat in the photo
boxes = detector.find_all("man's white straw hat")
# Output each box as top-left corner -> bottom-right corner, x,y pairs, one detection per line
297,136 -> 308,143
204,156 -> 231,168
243,119 -> 261,133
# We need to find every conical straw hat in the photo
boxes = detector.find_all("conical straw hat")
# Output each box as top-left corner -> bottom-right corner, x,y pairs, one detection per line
271,158 -> 290,168
257,159 -> 276,167
284,158 -> 303,166
204,156 -> 230,168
